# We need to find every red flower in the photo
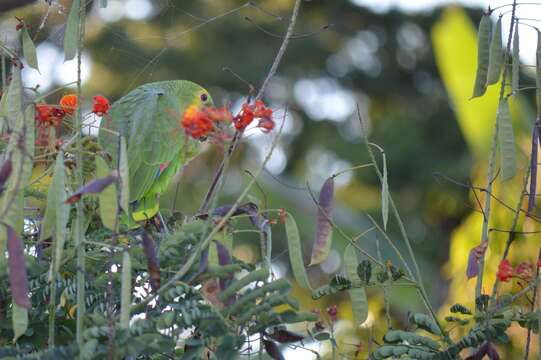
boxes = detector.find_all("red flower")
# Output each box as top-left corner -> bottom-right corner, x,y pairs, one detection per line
537,259 -> 541,268
35,104 -> 65,127
233,100 -> 274,131
92,95 -> 110,115
515,262 -> 534,281
205,106 -> 233,122
59,94 -> 77,116
182,105 -> 214,139
496,260 -> 513,282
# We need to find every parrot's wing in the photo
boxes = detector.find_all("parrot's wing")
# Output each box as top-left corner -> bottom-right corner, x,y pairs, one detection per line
98,82 -> 199,202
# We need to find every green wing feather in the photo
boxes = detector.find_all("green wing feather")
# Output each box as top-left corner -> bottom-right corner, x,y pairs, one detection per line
98,80 -> 210,209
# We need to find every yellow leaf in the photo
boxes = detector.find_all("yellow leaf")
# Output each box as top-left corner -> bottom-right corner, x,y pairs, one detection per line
432,7 -> 499,157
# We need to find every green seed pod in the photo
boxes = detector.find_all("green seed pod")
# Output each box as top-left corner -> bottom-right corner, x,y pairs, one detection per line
472,13 -> 492,98
497,98 -> 516,181
512,20 -> 520,95
486,16 -> 503,85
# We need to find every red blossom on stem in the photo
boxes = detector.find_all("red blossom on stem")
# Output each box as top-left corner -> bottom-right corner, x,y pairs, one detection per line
233,100 -> 274,132
92,95 -> 110,115
181,100 -> 274,140
496,259 -> 513,282
515,262 -> 534,281
35,104 -> 65,127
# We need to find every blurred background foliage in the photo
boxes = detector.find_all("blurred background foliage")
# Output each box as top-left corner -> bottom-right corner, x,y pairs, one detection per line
2,0 -> 541,357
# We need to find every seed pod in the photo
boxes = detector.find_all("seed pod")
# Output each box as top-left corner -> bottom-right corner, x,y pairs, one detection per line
285,212 -> 312,290
344,245 -> 368,326
497,98 -> 516,181
512,20 -> 520,95
472,13 -> 492,98
528,123 -> 539,213
6,225 -> 30,309
120,251 -> 131,329
486,16 -> 503,85
309,177 -> 334,266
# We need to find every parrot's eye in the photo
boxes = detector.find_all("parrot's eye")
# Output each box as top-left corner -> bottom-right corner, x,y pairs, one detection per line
200,93 -> 208,102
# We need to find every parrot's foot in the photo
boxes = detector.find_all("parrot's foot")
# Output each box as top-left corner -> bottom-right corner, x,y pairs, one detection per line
154,211 -> 170,236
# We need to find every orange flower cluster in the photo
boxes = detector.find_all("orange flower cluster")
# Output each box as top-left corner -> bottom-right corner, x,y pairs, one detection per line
181,105 -> 234,139
181,105 -> 217,139
35,94 -> 111,147
59,94 -> 77,115
181,100 -> 275,140
36,94 -> 111,127
233,100 -> 274,131
36,93 -> 78,127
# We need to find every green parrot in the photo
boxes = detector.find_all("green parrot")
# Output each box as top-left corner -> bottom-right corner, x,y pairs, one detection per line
97,80 -> 213,224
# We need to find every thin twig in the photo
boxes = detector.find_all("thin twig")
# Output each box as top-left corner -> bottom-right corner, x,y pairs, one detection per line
199,0 -> 302,213
74,0 -> 86,346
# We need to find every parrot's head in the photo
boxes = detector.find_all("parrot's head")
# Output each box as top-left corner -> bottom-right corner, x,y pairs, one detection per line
179,80 -> 214,111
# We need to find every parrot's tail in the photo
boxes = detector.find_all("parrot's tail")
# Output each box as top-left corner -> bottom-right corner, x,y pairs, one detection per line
120,195 -> 160,229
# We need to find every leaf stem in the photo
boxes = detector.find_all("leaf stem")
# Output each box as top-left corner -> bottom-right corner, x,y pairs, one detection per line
74,0 -> 86,346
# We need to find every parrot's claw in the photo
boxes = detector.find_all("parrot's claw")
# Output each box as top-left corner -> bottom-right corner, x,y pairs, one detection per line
154,211 -> 170,236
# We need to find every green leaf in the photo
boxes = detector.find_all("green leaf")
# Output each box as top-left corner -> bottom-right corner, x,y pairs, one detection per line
486,16 -> 503,85
357,260 -> 372,284
21,27 -> 39,72
96,156 -> 118,230
471,13 -> 491,98
119,136 -> 130,212
285,213 -> 312,290
381,152 -> 389,230
63,0 -> 80,61
344,245 -> 368,326
497,98 -> 516,181
120,251 -> 131,329
12,302 -> 28,343
512,20 -> 520,95
409,313 -> 442,336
